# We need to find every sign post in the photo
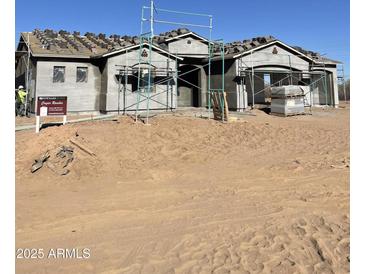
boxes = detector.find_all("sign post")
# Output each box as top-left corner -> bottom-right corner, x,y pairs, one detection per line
36,96 -> 67,133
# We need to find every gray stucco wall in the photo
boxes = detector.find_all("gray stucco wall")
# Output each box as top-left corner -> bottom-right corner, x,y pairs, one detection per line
100,60 -> 108,112
177,65 -> 199,107
105,47 -> 177,112
35,61 -> 101,112
176,64 -> 207,108
310,68 -> 338,106
210,59 -> 243,110
239,44 -> 309,72
199,66 -> 207,107
168,37 -> 208,56
322,66 -> 339,106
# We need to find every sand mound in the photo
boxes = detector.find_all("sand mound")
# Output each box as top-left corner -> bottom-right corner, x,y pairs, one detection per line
16,107 -> 349,273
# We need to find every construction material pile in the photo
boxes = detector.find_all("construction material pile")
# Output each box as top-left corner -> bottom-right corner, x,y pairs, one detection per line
270,85 -> 305,117
292,46 -> 339,63
29,131 -> 97,176
222,36 -> 276,54
292,46 -> 321,59
31,146 -> 74,175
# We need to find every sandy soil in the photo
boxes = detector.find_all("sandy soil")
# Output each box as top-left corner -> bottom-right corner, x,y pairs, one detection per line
16,106 -> 349,274
15,114 -> 98,126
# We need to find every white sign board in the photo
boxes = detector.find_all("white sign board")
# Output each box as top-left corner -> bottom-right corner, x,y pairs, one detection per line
40,106 -> 48,117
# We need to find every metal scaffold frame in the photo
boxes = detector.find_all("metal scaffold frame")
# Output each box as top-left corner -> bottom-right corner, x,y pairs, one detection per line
237,51 -> 332,109
119,0 -> 225,124
337,63 -> 347,103
114,43 -> 178,121
15,32 -> 32,116
209,39 -> 226,120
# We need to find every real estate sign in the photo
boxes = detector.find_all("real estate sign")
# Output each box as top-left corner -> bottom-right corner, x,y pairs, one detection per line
35,96 -> 68,133
36,96 -> 67,116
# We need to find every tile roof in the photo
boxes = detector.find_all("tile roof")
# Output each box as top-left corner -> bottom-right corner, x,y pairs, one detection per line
21,29 -> 152,58
19,28 -> 341,63
219,36 -> 277,54
219,36 -> 341,64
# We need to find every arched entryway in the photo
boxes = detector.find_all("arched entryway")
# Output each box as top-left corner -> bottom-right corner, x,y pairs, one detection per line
243,65 -> 304,105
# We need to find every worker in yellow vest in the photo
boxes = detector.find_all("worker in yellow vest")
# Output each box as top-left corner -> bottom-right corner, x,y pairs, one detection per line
16,85 -> 27,116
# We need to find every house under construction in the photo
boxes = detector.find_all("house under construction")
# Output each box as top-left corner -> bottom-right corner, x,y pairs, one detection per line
15,28 -> 342,114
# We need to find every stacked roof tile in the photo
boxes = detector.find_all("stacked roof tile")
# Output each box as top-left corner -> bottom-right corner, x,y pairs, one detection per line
21,28 -> 336,63
21,28 -> 200,57
221,36 -> 276,54
291,46 -> 340,64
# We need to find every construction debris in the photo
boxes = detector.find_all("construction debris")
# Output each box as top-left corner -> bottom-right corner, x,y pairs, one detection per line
56,146 -> 74,167
30,146 -> 74,175
46,146 -> 74,176
31,151 -> 50,173
69,139 -> 96,157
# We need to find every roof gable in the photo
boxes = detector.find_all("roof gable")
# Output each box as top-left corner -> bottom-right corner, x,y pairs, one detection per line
233,40 -> 314,62
164,32 -> 210,44
100,42 -> 183,60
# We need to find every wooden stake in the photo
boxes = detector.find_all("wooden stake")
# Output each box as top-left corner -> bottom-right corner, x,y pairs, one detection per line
69,139 -> 96,157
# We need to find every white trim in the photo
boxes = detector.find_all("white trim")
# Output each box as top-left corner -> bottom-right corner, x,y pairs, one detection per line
164,32 -> 210,43
174,53 -> 210,57
101,42 -> 183,60
233,40 -> 314,62
32,53 -> 91,59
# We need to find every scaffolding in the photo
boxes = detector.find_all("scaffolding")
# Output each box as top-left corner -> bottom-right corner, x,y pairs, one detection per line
237,51 -> 332,109
15,32 -> 32,116
337,63 -> 347,103
113,0 -> 225,124
114,43 -> 177,121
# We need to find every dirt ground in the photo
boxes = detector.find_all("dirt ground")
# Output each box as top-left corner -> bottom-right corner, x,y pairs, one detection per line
15,114 -> 96,126
16,106 -> 350,274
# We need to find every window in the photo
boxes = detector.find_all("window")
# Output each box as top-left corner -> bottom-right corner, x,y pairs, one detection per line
140,69 -> 155,92
131,68 -> 156,93
53,66 -> 65,83
76,67 -> 88,83
187,39 -> 192,45
263,74 -> 272,102
264,74 -> 271,86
